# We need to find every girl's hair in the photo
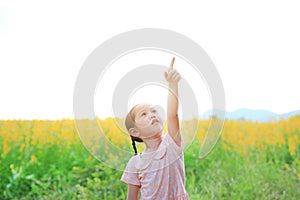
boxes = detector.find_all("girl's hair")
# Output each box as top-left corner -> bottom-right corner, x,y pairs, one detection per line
125,104 -> 143,155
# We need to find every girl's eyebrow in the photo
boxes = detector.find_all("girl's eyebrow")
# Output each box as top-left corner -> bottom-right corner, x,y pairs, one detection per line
138,107 -> 154,115
137,109 -> 146,114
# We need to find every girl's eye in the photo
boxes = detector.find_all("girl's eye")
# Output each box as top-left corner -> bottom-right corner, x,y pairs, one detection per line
141,113 -> 146,116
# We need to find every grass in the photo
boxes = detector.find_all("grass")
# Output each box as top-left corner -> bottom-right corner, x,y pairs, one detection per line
0,118 -> 299,199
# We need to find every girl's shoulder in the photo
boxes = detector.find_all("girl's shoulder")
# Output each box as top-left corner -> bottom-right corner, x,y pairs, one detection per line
164,133 -> 185,154
123,154 -> 141,173
128,153 -> 141,162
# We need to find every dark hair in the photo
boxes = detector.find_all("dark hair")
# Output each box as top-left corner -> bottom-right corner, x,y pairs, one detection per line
130,135 -> 143,155
125,104 -> 144,155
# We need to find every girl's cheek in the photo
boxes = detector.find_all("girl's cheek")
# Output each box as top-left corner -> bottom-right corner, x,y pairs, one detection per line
136,119 -> 150,128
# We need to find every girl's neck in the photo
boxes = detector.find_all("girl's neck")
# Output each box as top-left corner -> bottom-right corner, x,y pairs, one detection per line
143,135 -> 163,152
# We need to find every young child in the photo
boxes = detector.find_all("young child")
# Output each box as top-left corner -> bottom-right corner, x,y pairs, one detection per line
121,57 -> 190,200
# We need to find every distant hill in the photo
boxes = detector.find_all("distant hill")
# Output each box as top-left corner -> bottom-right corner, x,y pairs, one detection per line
199,108 -> 300,122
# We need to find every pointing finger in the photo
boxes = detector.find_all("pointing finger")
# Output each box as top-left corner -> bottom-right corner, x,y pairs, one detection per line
170,57 -> 175,69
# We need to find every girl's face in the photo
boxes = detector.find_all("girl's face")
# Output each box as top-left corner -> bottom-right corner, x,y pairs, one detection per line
133,104 -> 164,139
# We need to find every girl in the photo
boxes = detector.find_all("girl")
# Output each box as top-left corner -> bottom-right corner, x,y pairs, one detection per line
121,57 -> 190,200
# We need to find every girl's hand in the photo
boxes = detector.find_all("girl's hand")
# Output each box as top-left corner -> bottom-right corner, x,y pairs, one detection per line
164,57 -> 181,84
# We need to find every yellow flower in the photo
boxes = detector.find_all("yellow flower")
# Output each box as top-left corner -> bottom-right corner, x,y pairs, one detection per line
30,155 -> 37,164
284,163 -> 289,169
19,143 -> 25,153
288,137 -> 296,156
2,140 -> 10,157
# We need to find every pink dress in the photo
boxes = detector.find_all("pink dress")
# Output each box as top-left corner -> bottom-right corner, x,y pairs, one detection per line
121,133 -> 190,200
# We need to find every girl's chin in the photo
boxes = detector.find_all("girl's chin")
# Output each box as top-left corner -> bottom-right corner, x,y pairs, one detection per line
153,124 -> 164,130
146,130 -> 163,138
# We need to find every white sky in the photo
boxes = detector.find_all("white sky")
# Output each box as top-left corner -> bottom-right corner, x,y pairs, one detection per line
0,0 -> 300,120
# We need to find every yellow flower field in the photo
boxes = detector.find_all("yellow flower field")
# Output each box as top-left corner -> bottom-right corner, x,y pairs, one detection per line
0,116 -> 299,199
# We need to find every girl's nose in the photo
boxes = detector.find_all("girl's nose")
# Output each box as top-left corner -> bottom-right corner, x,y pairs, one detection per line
149,113 -> 156,118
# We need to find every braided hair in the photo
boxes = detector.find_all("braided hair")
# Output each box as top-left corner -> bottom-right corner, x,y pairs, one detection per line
125,104 -> 144,155
130,135 -> 143,155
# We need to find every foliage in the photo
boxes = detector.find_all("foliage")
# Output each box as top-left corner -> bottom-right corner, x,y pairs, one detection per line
0,116 -> 299,199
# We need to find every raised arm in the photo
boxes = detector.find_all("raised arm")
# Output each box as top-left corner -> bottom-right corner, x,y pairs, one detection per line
164,57 -> 181,146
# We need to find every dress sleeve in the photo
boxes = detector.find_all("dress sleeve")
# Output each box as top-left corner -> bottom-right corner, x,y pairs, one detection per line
165,133 -> 185,155
121,156 -> 141,186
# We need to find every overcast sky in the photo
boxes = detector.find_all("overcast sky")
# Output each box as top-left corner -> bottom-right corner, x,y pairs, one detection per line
1,0 -> 299,119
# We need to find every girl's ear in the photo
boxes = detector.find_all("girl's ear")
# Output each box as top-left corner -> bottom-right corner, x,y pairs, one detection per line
129,128 -> 139,138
